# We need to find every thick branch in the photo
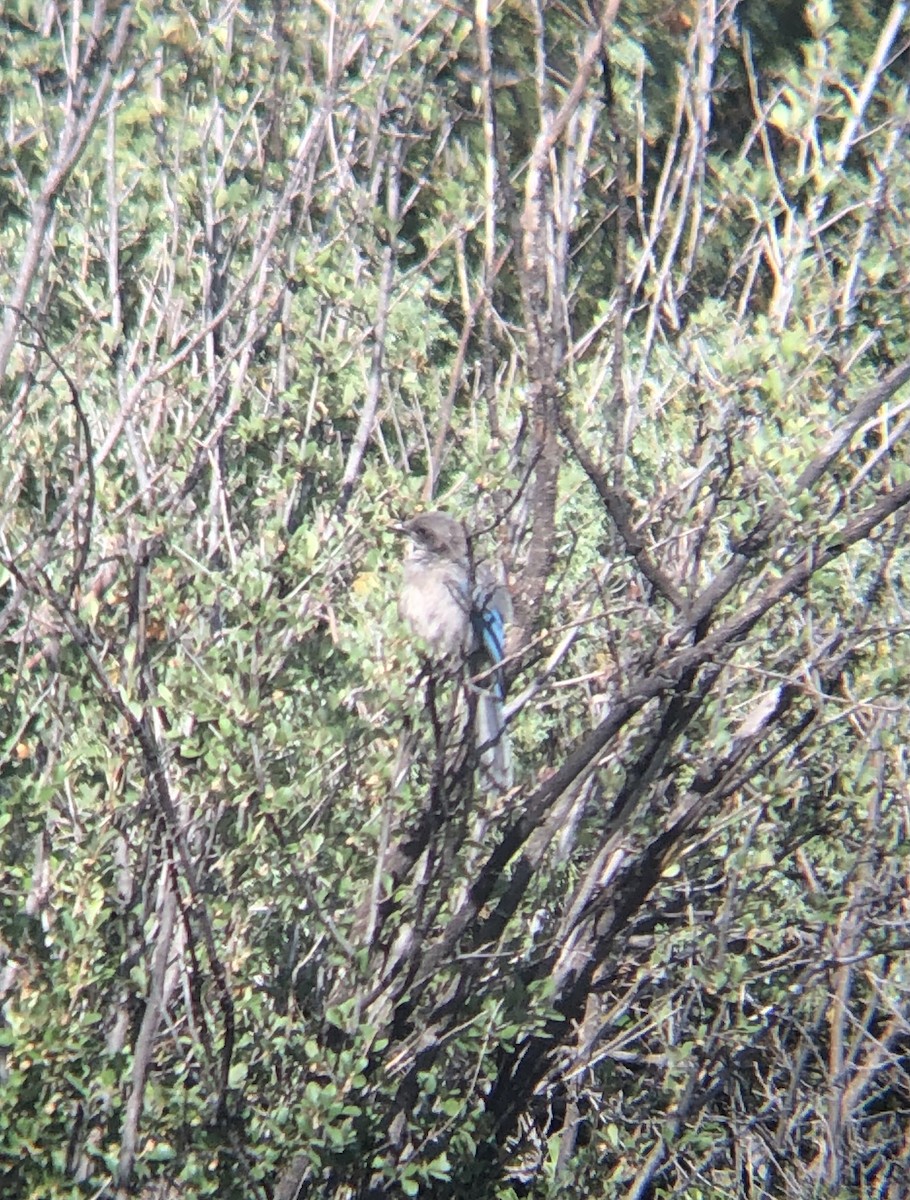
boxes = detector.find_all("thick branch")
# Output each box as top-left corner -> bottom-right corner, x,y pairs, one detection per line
411,474 -> 910,987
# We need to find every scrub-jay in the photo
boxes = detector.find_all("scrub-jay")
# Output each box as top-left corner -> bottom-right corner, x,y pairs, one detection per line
397,511 -> 513,791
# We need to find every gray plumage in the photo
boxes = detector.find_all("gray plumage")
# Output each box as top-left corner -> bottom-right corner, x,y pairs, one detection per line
397,511 -> 513,791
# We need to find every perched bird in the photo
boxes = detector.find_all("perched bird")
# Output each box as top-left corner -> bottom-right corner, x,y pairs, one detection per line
397,511 -> 513,791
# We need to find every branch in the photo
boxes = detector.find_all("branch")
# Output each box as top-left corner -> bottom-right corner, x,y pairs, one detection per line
336,141 -> 401,517
683,355 -> 910,635
427,242 -> 512,499
561,412 -> 687,611
412,473 -> 910,985
0,4 -> 137,380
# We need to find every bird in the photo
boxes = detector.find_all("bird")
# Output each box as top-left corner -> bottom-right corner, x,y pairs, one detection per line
396,511 -> 513,791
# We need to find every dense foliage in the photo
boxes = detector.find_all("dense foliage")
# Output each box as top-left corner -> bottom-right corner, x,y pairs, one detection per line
1,1 -> 909,1197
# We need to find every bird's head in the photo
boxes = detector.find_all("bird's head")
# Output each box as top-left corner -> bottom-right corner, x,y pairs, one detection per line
395,511 -> 468,563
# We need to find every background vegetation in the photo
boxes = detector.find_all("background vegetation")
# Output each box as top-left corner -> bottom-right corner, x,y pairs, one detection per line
1,1 -> 909,1197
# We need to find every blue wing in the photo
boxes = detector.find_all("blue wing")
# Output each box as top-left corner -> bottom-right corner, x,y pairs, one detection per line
470,595 -> 506,699
470,589 -> 512,789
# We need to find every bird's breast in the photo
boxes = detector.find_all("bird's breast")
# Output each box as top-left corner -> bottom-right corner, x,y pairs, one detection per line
399,567 -> 470,658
